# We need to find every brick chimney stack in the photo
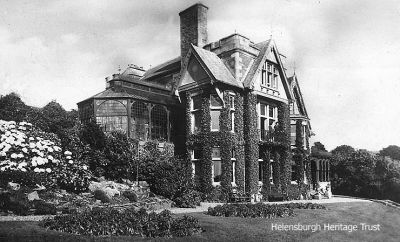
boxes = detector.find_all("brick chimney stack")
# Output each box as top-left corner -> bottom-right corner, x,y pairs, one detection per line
179,3 -> 208,61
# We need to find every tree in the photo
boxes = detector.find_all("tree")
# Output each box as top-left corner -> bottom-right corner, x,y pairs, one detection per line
0,93 -> 32,122
331,145 -> 355,158
313,142 -> 327,152
311,142 -> 331,159
379,145 -> 400,161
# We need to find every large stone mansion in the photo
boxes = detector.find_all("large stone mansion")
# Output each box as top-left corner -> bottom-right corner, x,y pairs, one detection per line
78,3 -> 330,199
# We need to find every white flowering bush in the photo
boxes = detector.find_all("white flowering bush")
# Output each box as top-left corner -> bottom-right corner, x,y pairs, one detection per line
0,120 -> 92,193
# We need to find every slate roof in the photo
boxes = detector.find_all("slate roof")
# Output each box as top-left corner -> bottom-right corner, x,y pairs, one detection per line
191,45 -> 243,88
288,75 -> 309,118
243,40 -> 271,88
141,57 -> 181,80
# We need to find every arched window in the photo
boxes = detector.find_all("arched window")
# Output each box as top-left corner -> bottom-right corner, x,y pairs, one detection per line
151,105 -> 168,140
131,101 -> 149,140
96,100 -> 128,132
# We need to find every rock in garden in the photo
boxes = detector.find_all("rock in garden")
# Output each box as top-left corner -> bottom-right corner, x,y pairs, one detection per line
103,187 -> 120,197
7,182 -> 20,191
28,191 -> 40,201
88,181 -> 102,192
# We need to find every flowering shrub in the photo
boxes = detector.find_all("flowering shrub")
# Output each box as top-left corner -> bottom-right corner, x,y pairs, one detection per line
206,203 -> 326,218
40,208 -> 202,238
0,120 -> 92,193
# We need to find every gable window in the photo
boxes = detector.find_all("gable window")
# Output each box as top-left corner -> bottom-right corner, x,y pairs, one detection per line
212,147 -> 221,185
210,94 -> 222,131
261,62 -> 279,90
191,95 -> 202,134
258,102 -> 278,141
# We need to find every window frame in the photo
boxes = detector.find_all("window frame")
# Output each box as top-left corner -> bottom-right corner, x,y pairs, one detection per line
190,148 -> 201,179
190,94 -> 202,134
210,94 -> 223,132
258,102 -> 278,140
211,147 -> 222,186
261,61 -> 279,90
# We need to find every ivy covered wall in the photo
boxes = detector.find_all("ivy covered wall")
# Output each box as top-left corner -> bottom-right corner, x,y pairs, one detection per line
182,86 -> 311,200
243,92 -> 259,194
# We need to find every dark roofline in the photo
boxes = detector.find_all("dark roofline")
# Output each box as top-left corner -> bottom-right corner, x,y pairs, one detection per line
179,2 -> 208,16
290,75 -> 309,118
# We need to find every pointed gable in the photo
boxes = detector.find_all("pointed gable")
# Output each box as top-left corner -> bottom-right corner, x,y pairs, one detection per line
288,75 -> 309,118
177,44 -> 243,91
180,55 -> 210,87
243,40 -> 293,101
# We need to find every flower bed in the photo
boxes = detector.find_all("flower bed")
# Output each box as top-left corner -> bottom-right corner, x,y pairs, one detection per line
206,203 -> 326,218
40,208 -> 202,238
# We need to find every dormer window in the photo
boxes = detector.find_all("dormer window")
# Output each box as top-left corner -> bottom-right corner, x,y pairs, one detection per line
261,62 -> 279,89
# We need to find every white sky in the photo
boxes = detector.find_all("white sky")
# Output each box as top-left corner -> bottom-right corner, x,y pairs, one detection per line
1,0 -> 400,151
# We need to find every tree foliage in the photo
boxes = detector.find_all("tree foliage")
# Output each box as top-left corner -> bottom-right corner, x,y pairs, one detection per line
330,144 -> 400,202
379,145 -> 400,161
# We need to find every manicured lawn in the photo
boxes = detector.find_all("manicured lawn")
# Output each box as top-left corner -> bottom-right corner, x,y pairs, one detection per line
0,202 -> 399,242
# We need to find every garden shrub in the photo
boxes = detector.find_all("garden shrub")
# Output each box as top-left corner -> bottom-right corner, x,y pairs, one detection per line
40,208 -> 202,238
0,191 -> 30,216
201,186 -> 230,202
102,131 -> 136,181
149,157 -> 201,208
32,200 -> 57,215
0,170 -> 50,188
206,203 -> 325,218
0,120 -> 93,193
122,190 -> 138,202
93,189 -> 111,203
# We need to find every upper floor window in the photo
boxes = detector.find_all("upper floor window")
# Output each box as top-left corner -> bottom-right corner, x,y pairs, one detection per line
191,95 -> 202,134
212,147 -> 221,184
228,94 -> 235,132
290,124 -> 296,146
258,103 -> 278,141
210,94 -> 222,131
261,62 -> 279,89
259,103 -> 277,130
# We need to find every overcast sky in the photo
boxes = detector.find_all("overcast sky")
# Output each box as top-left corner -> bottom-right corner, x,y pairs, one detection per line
1,0 -> 400,151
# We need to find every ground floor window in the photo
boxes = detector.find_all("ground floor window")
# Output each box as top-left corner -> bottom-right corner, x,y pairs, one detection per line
212,147 -> 221,184
291,164 -> 297,183
191,148 -> 201,179
258,159 -> 264,182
